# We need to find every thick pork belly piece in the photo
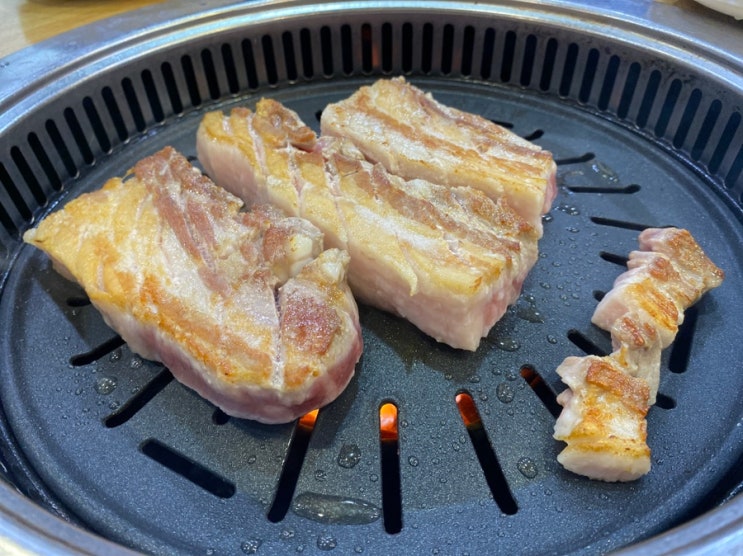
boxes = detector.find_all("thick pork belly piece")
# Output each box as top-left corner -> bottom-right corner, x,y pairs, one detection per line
320,77 -> 557,231
197,100 -> 540,351
553,356 -> 651,482
23,147 -> 362,424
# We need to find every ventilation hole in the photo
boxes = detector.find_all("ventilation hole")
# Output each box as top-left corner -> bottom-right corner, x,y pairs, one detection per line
10,147 -> 42,213
315,109 -> 323,122
590,216 -> 653,231
82,97 -> 112,153
500,30 -> 516,83
520,366 -> 561,418
669,305 -> 698,373
221,43 -> 240,94
45,119 -> 78,178
320,26 -> 334,76
379,402 -> 402,534
567,184 -> 640,194
139,70 -> 164,124
618,62 -> 641,120
98,87 -> 127,144
655,78 -> 683,138
300,28 -> 314,78
725,144 -> 743,190
461,25 -> 475,77
421,23 -> 433,74
180,55 -> 202,108
0,164 -> 31,232
455,392 -> 518,515
66,294 -> 90,307
242,39 -> 260,89
0,163 -> 24,232
480,28 -> 495,80
28,132 -> 62,193
691,100 -> 721,161
555,152 -> 595,165
598,55 -> 620,111
361,23 -> 374,73
519,34 -> 537,87
599,251 -> 629,267
673,88 -> 702,148
489,119 -> 514,129
341,24 -> 353,75
63,107 -> 94,165
267,409 -> 318,523
539,37 -> 558,91
121,78 -> 147,132
579,48 -> 599,103
402,23 -> 414,73
441,24 -> 454,75
522,129 -> 544,141
566,329 -> 608,357
282,31 -> 298,82
261,35 -> 278,85
593,290 -> 605,302
159,62 -> 183,115
200,49 -> 221,100
69,336 -> 126,367
559,43 -> 579,97
655,393 -> 676,410
140,438 -> 236,498
636,70 -> 662,130
381,23 -> 393,73
708,112 -> 740,175
212,408 -> 230,425
104,367 -> 174,428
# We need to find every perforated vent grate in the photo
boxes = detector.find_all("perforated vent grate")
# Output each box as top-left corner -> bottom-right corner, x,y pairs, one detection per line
0,3 -> 742,555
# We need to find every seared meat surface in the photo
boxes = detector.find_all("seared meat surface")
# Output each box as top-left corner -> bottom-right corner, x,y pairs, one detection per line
553,227 -> 723,481
197,99 -> 540,351
320,77 -> 557,232
23,147 -> 363,424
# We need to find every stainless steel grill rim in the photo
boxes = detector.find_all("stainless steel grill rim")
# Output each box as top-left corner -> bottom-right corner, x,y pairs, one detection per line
0,1 -> 741,554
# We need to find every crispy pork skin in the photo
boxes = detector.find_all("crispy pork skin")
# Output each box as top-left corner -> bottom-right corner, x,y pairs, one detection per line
319,77 -> 557,231
554,228 -> 723,481
23,147 -> 362,424
197,99 -> 540,351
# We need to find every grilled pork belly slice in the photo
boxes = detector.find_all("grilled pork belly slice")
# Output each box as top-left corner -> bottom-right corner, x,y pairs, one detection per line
197,99 -> 540,351
554,228 -> 723,481
320,77 -> 558,231
23,147 -> 362,424
553,355 -> 651,482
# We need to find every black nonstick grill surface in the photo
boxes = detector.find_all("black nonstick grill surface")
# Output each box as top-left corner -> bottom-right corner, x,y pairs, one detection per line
0,1 -> 742,555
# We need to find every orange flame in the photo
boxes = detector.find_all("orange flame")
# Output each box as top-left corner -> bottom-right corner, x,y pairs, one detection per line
379,402 -> 398,442
455,392 -> 481,428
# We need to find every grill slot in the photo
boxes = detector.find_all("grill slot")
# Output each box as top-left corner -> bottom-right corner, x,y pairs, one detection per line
0,2 -> 741,554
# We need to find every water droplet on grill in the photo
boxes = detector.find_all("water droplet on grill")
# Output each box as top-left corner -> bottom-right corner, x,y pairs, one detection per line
496,383 -> 515,403
314,469 -> 327,481
317,534 -> 338,550
293,492 -> 381,525
496,338 -> 520,352
241,538 -> 262,554
94,375 -> 118,395
517,457 -> 538,478
109,348 -> 122,362
408,456 -> 419,467
337,443 -> 361,468
279,528 -> 295,540
130,356 -> 143,369
547,335 -> 558,344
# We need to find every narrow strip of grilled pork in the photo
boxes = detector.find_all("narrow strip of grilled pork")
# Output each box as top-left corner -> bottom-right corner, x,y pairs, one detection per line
554,228 -> 723,481
23,147 -> 362,424
320,77 -> 557,232
197,99 -> 540,351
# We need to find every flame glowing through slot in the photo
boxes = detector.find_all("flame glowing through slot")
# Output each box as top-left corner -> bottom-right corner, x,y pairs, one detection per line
455,393 -> 518,515
267,409 -> 318,523
379,402 -> 402,534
